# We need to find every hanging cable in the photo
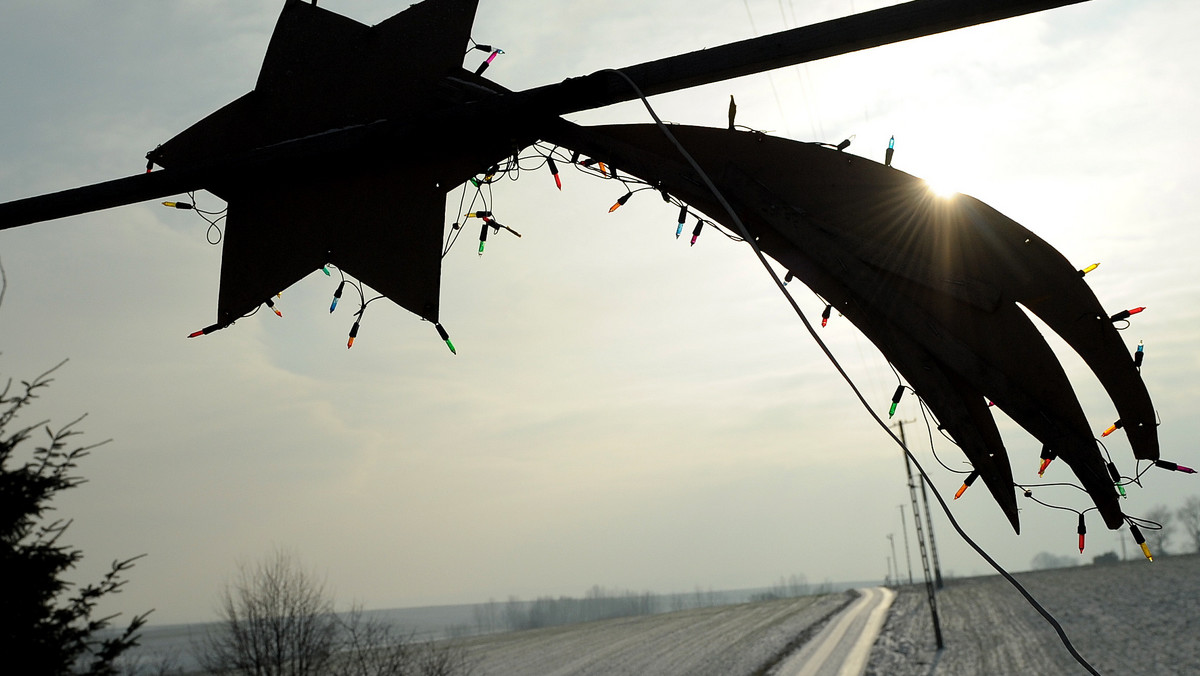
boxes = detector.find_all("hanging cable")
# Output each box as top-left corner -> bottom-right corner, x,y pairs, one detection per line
602,66 -> 1102,676
162,191 -> 228,245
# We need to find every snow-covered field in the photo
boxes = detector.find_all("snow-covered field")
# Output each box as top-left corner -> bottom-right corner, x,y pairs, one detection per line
130,556 -> 1197,675
865,553 -> 1200,675
458,593 -> 854,676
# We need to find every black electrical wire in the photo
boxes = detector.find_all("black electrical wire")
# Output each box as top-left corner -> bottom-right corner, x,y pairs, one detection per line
603,66 -> 1103,676
916,398 -> 972,475
1130,458 -> 1154,486
1126,513 -> 1163,532
503,152 -> 521,182
443,180 -> 491,258
1017,480 -> 1091,495
325,263 -> 383,315
885,360 -> 903,388
1019,488 -> 1094,515
443,182 -> 478,257
180,191 -> 227,245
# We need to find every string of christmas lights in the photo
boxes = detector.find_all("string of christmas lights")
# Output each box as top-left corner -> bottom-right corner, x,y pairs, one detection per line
167,71 -> 1182,574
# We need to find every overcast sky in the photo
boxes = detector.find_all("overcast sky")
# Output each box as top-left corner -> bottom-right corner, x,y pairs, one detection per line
2,0 -> 1199,626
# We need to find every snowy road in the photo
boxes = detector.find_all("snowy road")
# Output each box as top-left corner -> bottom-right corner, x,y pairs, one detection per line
458,593 -> 853,675
774,587 -> 895,676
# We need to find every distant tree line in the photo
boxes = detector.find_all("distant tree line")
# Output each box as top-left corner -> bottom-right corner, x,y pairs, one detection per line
471,575 -> 831,635
473,587 -> 659,633
748,574 -> 811,602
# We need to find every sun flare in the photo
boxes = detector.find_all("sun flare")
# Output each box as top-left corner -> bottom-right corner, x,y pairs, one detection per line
924,176 -> 959,198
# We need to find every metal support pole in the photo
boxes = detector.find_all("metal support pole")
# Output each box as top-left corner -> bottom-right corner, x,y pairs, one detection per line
919,474 -> 945,589
518,0 -> 1093,117
899,504 -> 915,585
895,419 -> 944,650
0,0 -> 1094,232
887,533 -> 899,589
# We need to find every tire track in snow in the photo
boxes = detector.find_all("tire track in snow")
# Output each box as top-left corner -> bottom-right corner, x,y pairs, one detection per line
773,587 -> 895,676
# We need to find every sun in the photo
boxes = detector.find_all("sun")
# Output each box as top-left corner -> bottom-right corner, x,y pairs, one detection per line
923,175 -> 959,198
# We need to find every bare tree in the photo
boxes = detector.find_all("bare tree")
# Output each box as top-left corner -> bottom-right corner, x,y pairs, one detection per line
1177,497 -> 1200,553
198,551 -> 474,676
1143,505 -> 1175,557
471,599 -> 499,635
332,608 -> 475,676
198,549 -> 337,676
786,573 -> 810,597
331,607 -> 414,676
